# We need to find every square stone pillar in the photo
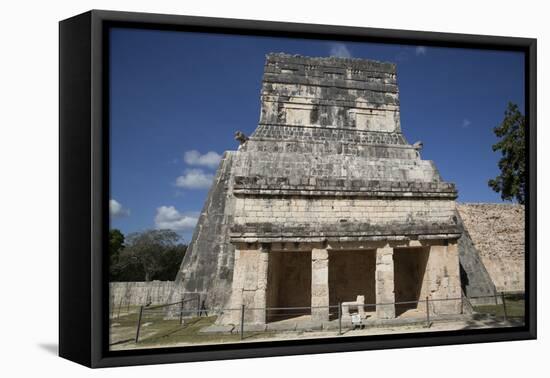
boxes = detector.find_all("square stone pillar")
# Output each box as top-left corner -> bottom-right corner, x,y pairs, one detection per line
253,250 -> 269,324
311,247 -> 329,322
375,245 -> 395,319
424,240 -> 462,315
221,245 -> 269,325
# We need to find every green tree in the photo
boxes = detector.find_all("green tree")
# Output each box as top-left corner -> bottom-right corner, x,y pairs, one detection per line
156,243 -> 187,280
488,102 -> 526,204
109,229 -> 125,280
112,229 -> 186,282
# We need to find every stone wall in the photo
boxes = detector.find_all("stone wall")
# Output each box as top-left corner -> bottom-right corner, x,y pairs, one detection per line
232,152 -> 443,183
457,204 -> 525,292
259,54 -> 400,132
234,197 -> 457,226
109,281 -> 177,306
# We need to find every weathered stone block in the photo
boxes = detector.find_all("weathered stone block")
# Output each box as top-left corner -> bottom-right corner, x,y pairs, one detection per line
375,247 -> 395,319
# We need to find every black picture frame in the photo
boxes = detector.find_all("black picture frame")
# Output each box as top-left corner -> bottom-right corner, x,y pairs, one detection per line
59,9 -> 537,368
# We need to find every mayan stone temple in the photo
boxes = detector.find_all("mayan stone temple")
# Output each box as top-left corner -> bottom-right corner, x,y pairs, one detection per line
173,53 -> 468,326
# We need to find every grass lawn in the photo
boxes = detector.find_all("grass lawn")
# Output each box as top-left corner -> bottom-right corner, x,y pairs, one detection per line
110,309 -> 276,349
473,298 -> 525,318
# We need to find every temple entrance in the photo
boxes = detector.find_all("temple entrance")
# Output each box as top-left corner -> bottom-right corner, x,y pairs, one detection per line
393,247 -> 429,316
266,251 -> 311,322
328,250 -> 376,319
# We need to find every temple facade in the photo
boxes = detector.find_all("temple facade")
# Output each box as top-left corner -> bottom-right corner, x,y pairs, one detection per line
173,53 -> 466,325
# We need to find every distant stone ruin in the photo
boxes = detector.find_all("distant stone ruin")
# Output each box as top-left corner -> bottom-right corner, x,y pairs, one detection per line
171,53 -> 516,325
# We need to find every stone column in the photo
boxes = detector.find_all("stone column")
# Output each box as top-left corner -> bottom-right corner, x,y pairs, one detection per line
221,245 -> 269,325
375,245 -> 395,319
311,247 -> 329,322
425,241 -> 462,315
223,247 -> 244,324
253,248 -> 269,324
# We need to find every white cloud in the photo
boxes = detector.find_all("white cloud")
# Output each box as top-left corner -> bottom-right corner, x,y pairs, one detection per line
154,206 -> 198,231
462,119 -> 472,128
183,150 -> 222,168
110,199 -> 130,218
175,169 -> 214,189
415,46 -> 427,56
329,43 -> 352,58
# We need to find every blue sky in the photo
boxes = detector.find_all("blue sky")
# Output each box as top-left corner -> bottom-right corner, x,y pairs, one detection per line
109,28 -> 525,242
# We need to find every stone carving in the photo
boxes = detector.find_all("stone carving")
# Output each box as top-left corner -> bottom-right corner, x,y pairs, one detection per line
413,141 -> 423,157
234,131 -> 249,145
341,295 -> 366,318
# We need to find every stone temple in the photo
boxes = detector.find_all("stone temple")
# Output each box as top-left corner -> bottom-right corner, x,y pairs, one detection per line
172,53 -> 478,326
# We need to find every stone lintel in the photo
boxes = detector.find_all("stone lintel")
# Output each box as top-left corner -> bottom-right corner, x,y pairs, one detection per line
232,189 -> 458,200
258,97 -> 400,111
262,74 -> 399,93
230,234 -> 462,245
233,176 -> 457,195
234,241 -> 328,252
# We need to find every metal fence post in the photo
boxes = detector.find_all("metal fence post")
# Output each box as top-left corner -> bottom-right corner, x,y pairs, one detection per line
135,306 -> 144,343
338,302 -> 342,335
501,292 -> 508,321
494,291 -> 499,305
179,295 -> 184,325
240,304 -> 245,341
197,295 -> 201,317
425,296 -> 430,328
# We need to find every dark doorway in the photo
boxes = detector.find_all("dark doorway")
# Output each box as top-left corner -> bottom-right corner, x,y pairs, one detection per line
393,247 -> 429,316
266,251 -> 311,322
328,250 -> 376,319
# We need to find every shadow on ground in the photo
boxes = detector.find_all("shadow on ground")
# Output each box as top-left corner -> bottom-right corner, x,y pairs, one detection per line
38,343 -> 58,355
460,315 -> 524,330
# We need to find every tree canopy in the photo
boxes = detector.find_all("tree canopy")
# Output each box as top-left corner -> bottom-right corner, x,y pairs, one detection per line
488,102 -> 526,204
109,229 -> 187,282
109,229 -> 125,280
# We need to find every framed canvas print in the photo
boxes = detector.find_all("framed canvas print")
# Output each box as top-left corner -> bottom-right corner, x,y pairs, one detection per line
59,10 -> 536,368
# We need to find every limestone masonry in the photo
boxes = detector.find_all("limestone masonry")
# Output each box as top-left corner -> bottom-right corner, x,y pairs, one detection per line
458,204 -> 524,292
171,53 -> 521,325
110,281 -> 176,306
